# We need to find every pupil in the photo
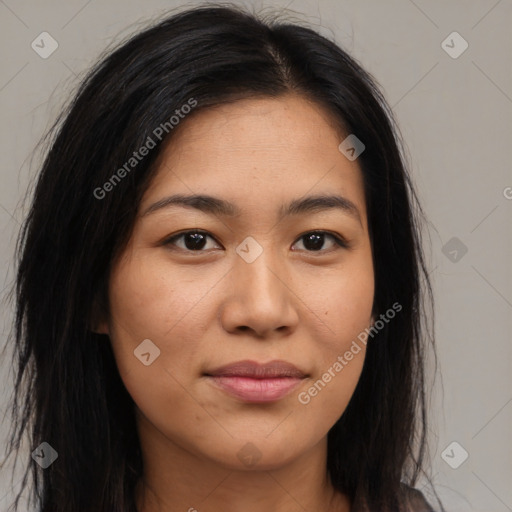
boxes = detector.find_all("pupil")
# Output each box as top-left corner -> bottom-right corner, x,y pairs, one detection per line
304,233 -> 323,251
185,232 -> 206,250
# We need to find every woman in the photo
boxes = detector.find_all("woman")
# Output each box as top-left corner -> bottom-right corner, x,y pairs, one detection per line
5,4 -> 444,511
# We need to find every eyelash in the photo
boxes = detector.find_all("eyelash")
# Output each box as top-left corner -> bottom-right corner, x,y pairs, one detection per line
162,229 -> 350,254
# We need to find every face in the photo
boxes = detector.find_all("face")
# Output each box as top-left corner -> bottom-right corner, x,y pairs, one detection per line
97,94 -> 374,471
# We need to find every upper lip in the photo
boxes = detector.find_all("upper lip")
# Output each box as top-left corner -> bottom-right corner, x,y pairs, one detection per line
205,360 -> 307,379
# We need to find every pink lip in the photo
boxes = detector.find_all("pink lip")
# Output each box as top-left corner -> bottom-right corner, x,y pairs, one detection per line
205,360 -> 307,403
208,376 -> 304,402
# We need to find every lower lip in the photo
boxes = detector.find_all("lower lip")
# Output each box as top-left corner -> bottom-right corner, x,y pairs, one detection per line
207,376 -> 304,403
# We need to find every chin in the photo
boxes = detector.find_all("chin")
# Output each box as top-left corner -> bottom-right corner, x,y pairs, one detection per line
204,438 -> 305,472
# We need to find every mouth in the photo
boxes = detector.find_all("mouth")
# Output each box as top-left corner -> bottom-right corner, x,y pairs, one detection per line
204,360 -> 308,403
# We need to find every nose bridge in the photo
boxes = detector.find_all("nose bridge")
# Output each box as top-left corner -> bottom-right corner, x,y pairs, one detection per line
234,236 -> 285,300
218,231 -> 303,338
228,235 -> 296,332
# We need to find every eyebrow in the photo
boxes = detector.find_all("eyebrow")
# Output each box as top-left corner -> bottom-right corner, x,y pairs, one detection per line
142,193 -> 362,226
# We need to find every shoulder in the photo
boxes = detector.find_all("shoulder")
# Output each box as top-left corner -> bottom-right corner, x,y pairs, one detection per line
400,483 -> 436,512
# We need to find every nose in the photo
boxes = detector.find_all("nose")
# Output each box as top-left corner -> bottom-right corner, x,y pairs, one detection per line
219,246 -> 299,339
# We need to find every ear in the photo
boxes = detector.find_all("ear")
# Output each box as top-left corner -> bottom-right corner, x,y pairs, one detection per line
89,293 -> 110,335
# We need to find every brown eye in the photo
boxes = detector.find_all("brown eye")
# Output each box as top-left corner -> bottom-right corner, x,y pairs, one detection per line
292,231 -> 349,253
162,229 -> 349,254
163,230 -> 221,252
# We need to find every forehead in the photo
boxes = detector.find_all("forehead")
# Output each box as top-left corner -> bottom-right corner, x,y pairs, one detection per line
162,94 -> 346,151
142,94 -> 367,223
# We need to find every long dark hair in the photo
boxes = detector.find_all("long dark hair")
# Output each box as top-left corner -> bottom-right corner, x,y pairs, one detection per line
3,4 -> 444,511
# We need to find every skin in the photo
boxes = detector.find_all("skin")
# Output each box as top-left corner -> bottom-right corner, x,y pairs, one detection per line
94,94 -> 375,512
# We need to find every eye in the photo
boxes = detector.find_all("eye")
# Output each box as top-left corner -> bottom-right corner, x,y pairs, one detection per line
162,230 -> 221,252
291,231 -> 349,253
162,229 -> 349,254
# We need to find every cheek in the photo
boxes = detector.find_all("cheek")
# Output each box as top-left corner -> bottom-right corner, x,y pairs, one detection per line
299,351 -> 366,424
297,281 -> 371,424
104,256 -> 216,441
290,264 -> 373,424
105,254 -> 218,378
308,264 -> 374,354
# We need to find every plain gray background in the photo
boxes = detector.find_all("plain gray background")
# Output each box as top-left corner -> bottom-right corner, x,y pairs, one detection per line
0,1 -> 511,511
